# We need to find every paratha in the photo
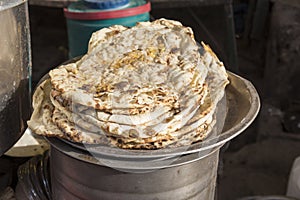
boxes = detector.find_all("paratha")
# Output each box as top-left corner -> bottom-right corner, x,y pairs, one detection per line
28,80 -> 108,144
27,18 -> 229,149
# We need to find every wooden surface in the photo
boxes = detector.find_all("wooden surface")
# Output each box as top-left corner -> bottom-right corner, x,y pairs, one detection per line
29,0 -> 232,8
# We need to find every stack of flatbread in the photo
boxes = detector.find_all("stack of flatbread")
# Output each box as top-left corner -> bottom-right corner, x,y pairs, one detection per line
28,19 -> 229,149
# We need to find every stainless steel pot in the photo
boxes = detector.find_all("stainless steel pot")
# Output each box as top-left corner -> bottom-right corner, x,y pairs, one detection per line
50,145 -> 219,200
0,0 -> 31,156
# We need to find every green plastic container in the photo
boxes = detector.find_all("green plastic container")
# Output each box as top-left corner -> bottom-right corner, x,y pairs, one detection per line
64,0 -> 151,58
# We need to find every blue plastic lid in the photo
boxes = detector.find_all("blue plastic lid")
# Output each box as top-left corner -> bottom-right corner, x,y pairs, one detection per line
83,0 -> 130,10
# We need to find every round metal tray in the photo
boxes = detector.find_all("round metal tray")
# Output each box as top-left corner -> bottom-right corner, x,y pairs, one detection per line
45,71 -> 260,170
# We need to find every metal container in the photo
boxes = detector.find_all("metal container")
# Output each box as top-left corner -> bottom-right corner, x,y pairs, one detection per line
48,72 -> 260,200
0,0 -> 31,156
51,145 -> 219,200
15,151 -> 51,200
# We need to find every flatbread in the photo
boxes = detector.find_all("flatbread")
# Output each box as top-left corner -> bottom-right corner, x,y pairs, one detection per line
27,80 -> 108,144
49,19 -> 207,112
27,19 -> 229,149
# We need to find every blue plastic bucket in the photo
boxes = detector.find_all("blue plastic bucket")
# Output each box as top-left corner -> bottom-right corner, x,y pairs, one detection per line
64,0 -> 151,58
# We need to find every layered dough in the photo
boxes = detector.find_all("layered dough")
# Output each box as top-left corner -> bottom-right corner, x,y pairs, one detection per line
28,19 -> 229,149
